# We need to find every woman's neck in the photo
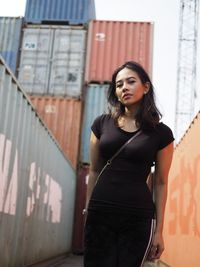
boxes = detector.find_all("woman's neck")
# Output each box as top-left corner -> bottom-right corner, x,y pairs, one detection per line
124,107 -> 138,119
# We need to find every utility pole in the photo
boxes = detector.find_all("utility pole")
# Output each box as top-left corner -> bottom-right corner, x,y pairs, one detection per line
175,0 -> 199,142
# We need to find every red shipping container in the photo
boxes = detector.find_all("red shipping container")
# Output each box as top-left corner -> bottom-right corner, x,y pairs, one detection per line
85,20 -> 153,83
30,96 -> 82,169
72,164 -> 89,254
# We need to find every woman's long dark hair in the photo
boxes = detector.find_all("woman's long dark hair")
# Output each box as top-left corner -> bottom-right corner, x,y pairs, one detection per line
107,61 -> 162,130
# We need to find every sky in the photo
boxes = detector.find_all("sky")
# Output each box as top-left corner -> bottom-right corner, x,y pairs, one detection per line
0,0 -> 180,132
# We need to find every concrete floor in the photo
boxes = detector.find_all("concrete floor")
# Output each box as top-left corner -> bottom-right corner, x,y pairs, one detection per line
55,254 -> 83,267
29,254 -> 83,267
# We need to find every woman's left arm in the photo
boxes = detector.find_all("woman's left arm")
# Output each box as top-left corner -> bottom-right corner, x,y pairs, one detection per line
148,142 -> 174,260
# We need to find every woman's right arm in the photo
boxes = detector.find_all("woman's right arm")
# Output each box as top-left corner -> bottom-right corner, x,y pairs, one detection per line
85,131 -> 102,210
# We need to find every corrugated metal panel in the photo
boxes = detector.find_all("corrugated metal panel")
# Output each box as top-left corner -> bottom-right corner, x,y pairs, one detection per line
161,112 -> 200,267
0,17 -> 23,74
85,20 -> 153,83
30,95 -> 82,168
24,0 -> 96,24
0,56 -> 76,266
18,25 -> 53,94
80,84 -> 109,163
48,27 -> 86,96
18,25 -> 86,97
72,164 -> 89,253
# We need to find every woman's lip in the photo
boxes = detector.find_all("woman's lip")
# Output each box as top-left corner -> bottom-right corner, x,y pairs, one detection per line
122,94 -> 132,99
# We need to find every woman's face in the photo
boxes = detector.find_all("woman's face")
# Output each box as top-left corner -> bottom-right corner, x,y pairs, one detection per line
115,67 -> 149,107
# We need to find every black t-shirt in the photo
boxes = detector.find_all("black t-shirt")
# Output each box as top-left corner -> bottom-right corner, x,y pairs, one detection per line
89,114 -> 174,217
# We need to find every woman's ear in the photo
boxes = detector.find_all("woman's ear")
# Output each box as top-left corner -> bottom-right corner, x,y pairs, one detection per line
144,82 -> 150,94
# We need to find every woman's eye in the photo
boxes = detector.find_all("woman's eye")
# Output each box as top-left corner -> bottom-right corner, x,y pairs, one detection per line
116,83 -> 123,88
128,80 -> 135,84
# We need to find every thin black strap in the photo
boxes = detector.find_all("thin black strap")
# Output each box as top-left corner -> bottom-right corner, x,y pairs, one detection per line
95,130 -> 142,184
108,130 -> 142,164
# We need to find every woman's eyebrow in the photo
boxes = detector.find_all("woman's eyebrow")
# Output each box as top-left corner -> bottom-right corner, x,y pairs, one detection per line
116,76 -> 136,83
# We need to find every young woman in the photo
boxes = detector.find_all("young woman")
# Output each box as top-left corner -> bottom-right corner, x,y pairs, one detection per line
83,61 -> 174,267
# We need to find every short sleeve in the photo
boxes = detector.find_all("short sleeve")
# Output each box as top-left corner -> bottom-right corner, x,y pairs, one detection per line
91,114 -> 105,139
158,123 -> 175,150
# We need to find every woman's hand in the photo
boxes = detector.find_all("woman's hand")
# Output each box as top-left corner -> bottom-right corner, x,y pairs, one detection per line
147,232 -> 164,260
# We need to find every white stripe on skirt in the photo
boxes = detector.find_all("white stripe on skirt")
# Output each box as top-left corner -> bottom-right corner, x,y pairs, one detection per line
140,218 -> 156,267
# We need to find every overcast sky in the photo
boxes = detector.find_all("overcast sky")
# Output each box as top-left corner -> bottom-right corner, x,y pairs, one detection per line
0,0 -> 181,132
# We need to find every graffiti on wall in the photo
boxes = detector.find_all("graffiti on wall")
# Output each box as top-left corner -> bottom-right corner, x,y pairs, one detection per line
168,155 -> 200,237
0,133 -> 62,223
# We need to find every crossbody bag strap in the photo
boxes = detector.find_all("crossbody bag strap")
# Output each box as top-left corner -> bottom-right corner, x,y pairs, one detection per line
108,129 -> 142,164
95,130 -> 142,184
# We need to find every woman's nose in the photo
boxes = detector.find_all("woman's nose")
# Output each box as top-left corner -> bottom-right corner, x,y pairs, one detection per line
122,83 -> 128,91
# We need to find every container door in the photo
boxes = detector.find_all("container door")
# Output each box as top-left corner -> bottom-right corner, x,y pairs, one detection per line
18,27 -> 53,94
49,28 -> 86,97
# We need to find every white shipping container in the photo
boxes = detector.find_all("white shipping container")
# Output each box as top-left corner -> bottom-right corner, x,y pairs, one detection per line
18,27 -> 53,94
18,25 -> 86,97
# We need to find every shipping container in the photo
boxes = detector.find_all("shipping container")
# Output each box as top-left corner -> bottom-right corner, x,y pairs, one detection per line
0,55 -> 76,267
80,84 -> 109,163
161,112 -> 200,267
0,17 -> 23,74
24,0 -> 96,25
18,24 -> 86,97
72,164 -> 89,254
30,95 -> 82,168
85,20 -> 153,83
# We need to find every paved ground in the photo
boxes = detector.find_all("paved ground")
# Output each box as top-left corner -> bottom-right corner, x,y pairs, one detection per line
30,254 -> 83,267
55,254 -> 83,267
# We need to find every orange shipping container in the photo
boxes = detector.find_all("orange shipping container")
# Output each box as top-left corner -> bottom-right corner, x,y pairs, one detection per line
30,96 -> 82,169
161,112 -> 200,267
85,20 -> 153,83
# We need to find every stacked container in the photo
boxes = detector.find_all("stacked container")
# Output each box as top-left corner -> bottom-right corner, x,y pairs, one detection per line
18,24 -> 87,98
80,20 -> 154,165
0,17 -> 23,74
80,84 -> 109,163
17,0 -> 96,169
17,25 -> 85,169
85,20 -> 153,83
24,0 -> 96,25
30,96 -> 82,168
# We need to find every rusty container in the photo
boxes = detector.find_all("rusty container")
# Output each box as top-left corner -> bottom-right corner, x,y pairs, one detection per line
30,95 -> 82,168
161,112 -> 200,267
85,20 -> 153,83
72,164 -> 89,254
